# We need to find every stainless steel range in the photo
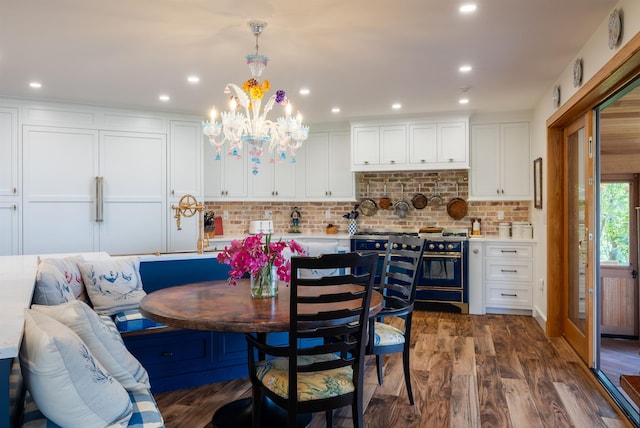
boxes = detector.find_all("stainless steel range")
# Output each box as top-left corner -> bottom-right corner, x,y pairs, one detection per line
350,229 -> 469,313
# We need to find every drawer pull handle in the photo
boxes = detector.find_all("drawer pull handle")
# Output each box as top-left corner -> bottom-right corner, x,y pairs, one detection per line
501,250 -> 518,253
501,269 -> 518,273
501,293 -> 518,297
161,352 -> 174,357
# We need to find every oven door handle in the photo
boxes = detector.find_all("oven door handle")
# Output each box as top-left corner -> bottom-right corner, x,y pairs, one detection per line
423,253 -> 461,259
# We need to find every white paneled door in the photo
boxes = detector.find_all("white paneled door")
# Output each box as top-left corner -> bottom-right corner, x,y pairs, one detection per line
22,126 -> 166,255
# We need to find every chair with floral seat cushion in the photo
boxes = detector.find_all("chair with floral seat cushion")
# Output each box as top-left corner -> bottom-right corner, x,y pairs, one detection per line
366,234 -> 425,405
245,252 -> 378,428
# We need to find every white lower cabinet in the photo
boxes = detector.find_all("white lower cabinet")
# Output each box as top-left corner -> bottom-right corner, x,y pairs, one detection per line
468,240 -> 484,314
484,242 -> 534,312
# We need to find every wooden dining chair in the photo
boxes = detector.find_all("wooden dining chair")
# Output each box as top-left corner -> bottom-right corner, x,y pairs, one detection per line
245,252 -> 378,428
366,234 -> 425,405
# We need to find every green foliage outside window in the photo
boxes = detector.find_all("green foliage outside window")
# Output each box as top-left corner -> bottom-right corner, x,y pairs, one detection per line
600,182 -> 629,265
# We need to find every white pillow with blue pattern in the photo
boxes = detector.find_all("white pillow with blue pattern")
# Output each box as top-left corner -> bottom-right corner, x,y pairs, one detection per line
32,300 -> 151,391
20,309 -> 133,428
40,256 -> 89,303
79,257 -> 147,316
32,262 -> 76,306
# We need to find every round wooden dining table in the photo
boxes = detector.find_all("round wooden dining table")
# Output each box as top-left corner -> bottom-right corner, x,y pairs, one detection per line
139,278 -> 383,428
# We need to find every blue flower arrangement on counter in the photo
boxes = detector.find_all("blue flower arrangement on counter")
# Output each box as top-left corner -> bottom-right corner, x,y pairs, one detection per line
343,204 -> 360,220
344,204 -> 359,235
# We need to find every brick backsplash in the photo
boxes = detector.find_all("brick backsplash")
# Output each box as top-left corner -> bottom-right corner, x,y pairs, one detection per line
204,170 -> 530,237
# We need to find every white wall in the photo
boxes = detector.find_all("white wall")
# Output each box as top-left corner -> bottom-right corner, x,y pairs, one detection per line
530,0 -> 640,324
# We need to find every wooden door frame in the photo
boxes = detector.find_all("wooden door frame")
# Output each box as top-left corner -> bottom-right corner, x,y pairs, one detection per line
547,32 -> 640,344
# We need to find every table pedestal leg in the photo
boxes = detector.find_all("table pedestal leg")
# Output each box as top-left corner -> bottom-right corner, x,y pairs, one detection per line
211,397 -> 312,428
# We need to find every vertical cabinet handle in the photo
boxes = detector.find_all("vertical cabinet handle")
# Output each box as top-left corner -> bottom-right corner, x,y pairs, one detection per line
95,176 -> 104,222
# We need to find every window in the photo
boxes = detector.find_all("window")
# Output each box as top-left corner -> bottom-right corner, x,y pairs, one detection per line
599,182 -> 630,265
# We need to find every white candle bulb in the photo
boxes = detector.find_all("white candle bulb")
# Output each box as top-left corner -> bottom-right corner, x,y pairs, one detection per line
209,107 -> 217,120
285,103 -> 292,116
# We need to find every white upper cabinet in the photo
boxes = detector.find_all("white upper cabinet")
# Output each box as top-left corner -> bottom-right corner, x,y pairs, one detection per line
169,120 -> 202,199
204,140 -> 248,200
380,125 -> 407,165
0,107 -> 18,197
249,153 -> 297,199
470,121 -> 531,200
351,117 -> 468,171
352,126 -> 380,166
303,131 -> 354,200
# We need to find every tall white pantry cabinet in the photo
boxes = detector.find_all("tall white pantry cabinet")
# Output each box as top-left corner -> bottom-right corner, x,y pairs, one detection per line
12,101 -> 203,256
0,107 -> 19,255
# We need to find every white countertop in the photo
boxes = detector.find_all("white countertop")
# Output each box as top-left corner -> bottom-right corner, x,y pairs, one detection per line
0,252 -> 111,359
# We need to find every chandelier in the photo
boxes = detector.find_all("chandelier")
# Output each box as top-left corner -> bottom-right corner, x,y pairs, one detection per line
202,21 -> 309,174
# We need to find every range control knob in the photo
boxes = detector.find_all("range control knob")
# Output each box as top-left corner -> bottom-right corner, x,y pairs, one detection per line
402,244 -> 407,249
375,243 -> 381,249
428,244 -> 436,250
438,244 -> 445,250
384,243 -> 389,249
447,244 -> 455,250
393,243 -> 398,249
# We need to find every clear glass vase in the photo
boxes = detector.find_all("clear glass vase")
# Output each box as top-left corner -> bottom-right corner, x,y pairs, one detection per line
250,265 -> 278,298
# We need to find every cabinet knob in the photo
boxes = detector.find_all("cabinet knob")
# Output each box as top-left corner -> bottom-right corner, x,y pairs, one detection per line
224,190 -> 228,195
12,187 -> 17,194
390,160 -> 395,164
496,189 -> 500,194
420,159 -> 426,163
275,191 -> 279,196
473,248 -> 479,254
12,204 -> 17,211
328,190 -> 332,196
501,189 -> 504,194
449,158 -> 454,162
171,189 -> 175,196
272,191 -> 275,196
364,161 -> 369,165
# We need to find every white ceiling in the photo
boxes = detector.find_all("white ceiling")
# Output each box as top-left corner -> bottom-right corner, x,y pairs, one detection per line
0,0 -> 619,125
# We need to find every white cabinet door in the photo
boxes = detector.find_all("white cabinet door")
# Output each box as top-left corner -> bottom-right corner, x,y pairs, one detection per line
23,126 -> 100,254
380,125 -> 407,166
470,124 -> 501,198
409,123 -> 437,165
22,126 -> 167,255
0,202 -> 18,255
501,122 -> 531,198
352,126 -> 379,166
99,131 -> 166,255
468,240 -> 484,314
169,120 -> 202,198
304,133 -> 330,198
304,131 -> 354,200
204,141 -> 249,199
249,153 -> 296,199
470,122 -> 530,200
327,131 -> 354,199
0,107 -> 18,197
438,121 -> 467,164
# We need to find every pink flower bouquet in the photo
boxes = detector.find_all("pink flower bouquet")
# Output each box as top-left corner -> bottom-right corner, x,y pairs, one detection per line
216,233 -> 306,285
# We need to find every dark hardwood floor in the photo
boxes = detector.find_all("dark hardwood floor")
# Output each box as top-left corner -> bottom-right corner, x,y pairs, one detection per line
155,311 -> 631,427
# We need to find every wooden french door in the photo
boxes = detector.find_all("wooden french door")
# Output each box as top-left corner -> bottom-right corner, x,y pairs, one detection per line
563,112 -> 595,364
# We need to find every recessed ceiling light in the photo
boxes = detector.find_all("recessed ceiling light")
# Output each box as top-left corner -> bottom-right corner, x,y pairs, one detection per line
29,82 -> 42,89
331,107 -> 341,113
460,4 -> 477,13
459,65 -> 472,72
187,75 -> 200,84
392,103 -> 402,110
159,94 -> 170,102
299,88 -> 310,95
459,98 -> 470,104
